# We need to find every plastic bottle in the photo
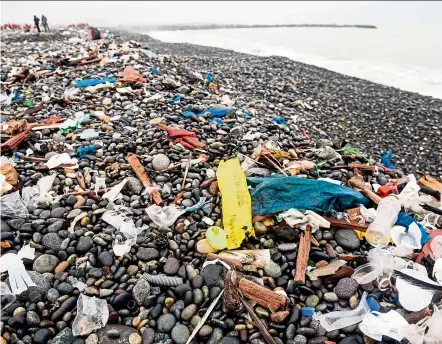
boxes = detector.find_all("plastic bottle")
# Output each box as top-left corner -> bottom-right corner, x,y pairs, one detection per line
366,195 -> 401,247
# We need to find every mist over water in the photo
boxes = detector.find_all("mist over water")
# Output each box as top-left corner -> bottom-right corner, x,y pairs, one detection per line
149,26 -> 442,99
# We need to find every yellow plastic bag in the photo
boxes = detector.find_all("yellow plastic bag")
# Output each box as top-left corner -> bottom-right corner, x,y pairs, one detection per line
217,158 -> 254,249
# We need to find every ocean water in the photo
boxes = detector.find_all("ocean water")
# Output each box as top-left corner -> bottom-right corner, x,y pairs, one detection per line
149,27 -> 442,99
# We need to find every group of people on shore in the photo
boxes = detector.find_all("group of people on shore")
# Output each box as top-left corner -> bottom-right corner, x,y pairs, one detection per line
33,15 -> 50,33
1,15 -> 50,33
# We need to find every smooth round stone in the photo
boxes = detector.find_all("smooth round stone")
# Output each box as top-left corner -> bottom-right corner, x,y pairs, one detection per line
219,337 -> 240,344
254,222 -> 268,235
293,334 -> 308,344
181,304 -> 197,321
199,325 -> 213,337
305,295 -> 320,308
98,251 -> 114,267
335,229 -> 360,250
34,328 -> 53,344
334,278 -> 359,299
201,264 -> 222,286
33,254 -> 59,273
128,333 -> 142,344
76,236 -> 93,253
171,324 -> 190,344
323,292 -> 339,302
157,313 -> 176,332
263,261 -> 282,278
152,154 -> 170,171
164,257 -> 180,275
42,233 -> 63,251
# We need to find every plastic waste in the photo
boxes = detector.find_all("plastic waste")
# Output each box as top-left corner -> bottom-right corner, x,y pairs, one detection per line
0,191 -> 29,218
272,116 -> 286,126
185,196 -> 206,212
0,245 -> 36,294
120,65 -> 146,83
0,174 -> 13,196
221,95 -> 234,106
77,145 -> 97,158
166,95 -> 183,104
94,177 -> 107,195
151,67 -> 160,75
74,77 -> 116,88
85,82 -> 115,94
396,268 -> 441,311
247,175 -> 369,217
79,128 -> 99,140
182,107 -> 230,118
390,223 -> 422,250
366,195 -> 401,247
431,236 -> 442,259
102,178 -> 127,203
206,226 -> 227,250
0,282 -> 16,310
46,153 -> 79,169
359,310 -> 409,341
146,204 -> 186,228
217,158 -> 254,249
381,151 -> 395,169
276,209 -> 330,233
72,294 -> 109,336
396,212 -> 431,246
313,292 -> 370,331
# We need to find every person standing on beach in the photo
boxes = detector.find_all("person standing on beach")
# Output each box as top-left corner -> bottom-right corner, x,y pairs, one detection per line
41,15 -> 49,32
33,15 -> 40,33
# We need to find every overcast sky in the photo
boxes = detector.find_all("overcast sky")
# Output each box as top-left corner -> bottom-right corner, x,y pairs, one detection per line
1,1 -> 441,27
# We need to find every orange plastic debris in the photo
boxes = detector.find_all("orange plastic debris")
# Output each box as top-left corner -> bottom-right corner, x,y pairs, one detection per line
120,65 -> 146,84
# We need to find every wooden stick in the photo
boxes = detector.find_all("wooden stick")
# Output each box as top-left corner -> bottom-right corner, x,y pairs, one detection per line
181,151 -> 192,190
294,226 -> 311,284
238,278 -> 287,312
240,298 -> 277,344
324,217 -> 368,232
127,153 -> 162,205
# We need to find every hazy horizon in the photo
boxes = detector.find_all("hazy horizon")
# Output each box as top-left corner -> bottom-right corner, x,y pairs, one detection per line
1,1 -> 442,28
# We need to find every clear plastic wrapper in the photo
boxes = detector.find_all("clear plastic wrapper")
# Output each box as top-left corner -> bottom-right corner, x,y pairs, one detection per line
146,204 -> 186,228
72,294 -> 109,336
313,292 -> 369,331
0,191 -> 29,218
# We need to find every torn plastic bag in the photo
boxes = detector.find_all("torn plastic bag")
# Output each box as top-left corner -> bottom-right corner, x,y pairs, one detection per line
381,151 -> 395,169
146,204 -> 186,228
94,177 -> 107,195
0,191 -> 29,218
113,220 -> 138,256
313,292 -> 370,331
247,175 -> 369,217
359,310 -> 409,342
120,65 -> 146,83
0,245 -> 36,294
217,158 -> 254,249
79,128 -> 99,140
72,294 -> 109,336
102,178 -> 128,203
182,107 -> 230,118
166,95 -> 183,104
74,77 -> 116,88
46,153 -> 79,169
390,223 -> 422,250
276,209 -> 330,233
0,282 -> 16,310
396,212 -> 431,246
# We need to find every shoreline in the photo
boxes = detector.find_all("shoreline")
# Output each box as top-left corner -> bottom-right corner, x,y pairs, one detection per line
120,29 -> 442,175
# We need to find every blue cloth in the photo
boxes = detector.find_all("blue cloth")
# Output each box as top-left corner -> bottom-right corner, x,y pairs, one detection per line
247,175 -> 369,216
381,151 -> 395,169
396,212 -> 431,246
166,95 -> 183,104
74,78 -> 116,88
272,116 -> 286,126
182,107 -> 229,118
76,145 -> 96,158
151,67 -> 160,75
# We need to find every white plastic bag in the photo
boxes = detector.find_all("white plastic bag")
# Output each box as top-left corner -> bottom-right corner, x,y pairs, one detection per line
72,294 -> 109,336
313,292 -> 370,331
145,204 -> 186,228
0,191 -> 29,218
102,179 -> 127,202
46,153 -> 78,169
0,245 -> 36,294
359,310 -> 409,341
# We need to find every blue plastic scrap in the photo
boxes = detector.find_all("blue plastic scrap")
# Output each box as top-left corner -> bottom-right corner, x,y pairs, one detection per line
272,116 -> 286,126
210,118 -> 224,125
151,67 -> 160,75
380,151 -> 395,169
166,95 -> 183,104
205,72 -> 213,85
301,307 -> 315,317
186,197 -> 207,212
76,145 -> 97,158
396,212 -> 431,246
247,175 -> 369,216
182,107 -> 229,119
74,78 -> 117,88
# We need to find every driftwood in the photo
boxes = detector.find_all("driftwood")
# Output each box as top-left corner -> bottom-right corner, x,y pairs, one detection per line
127,153 -> 162,205
238,278 -> 287,312
325,217 -> 368,232
294,226 -> 311,284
